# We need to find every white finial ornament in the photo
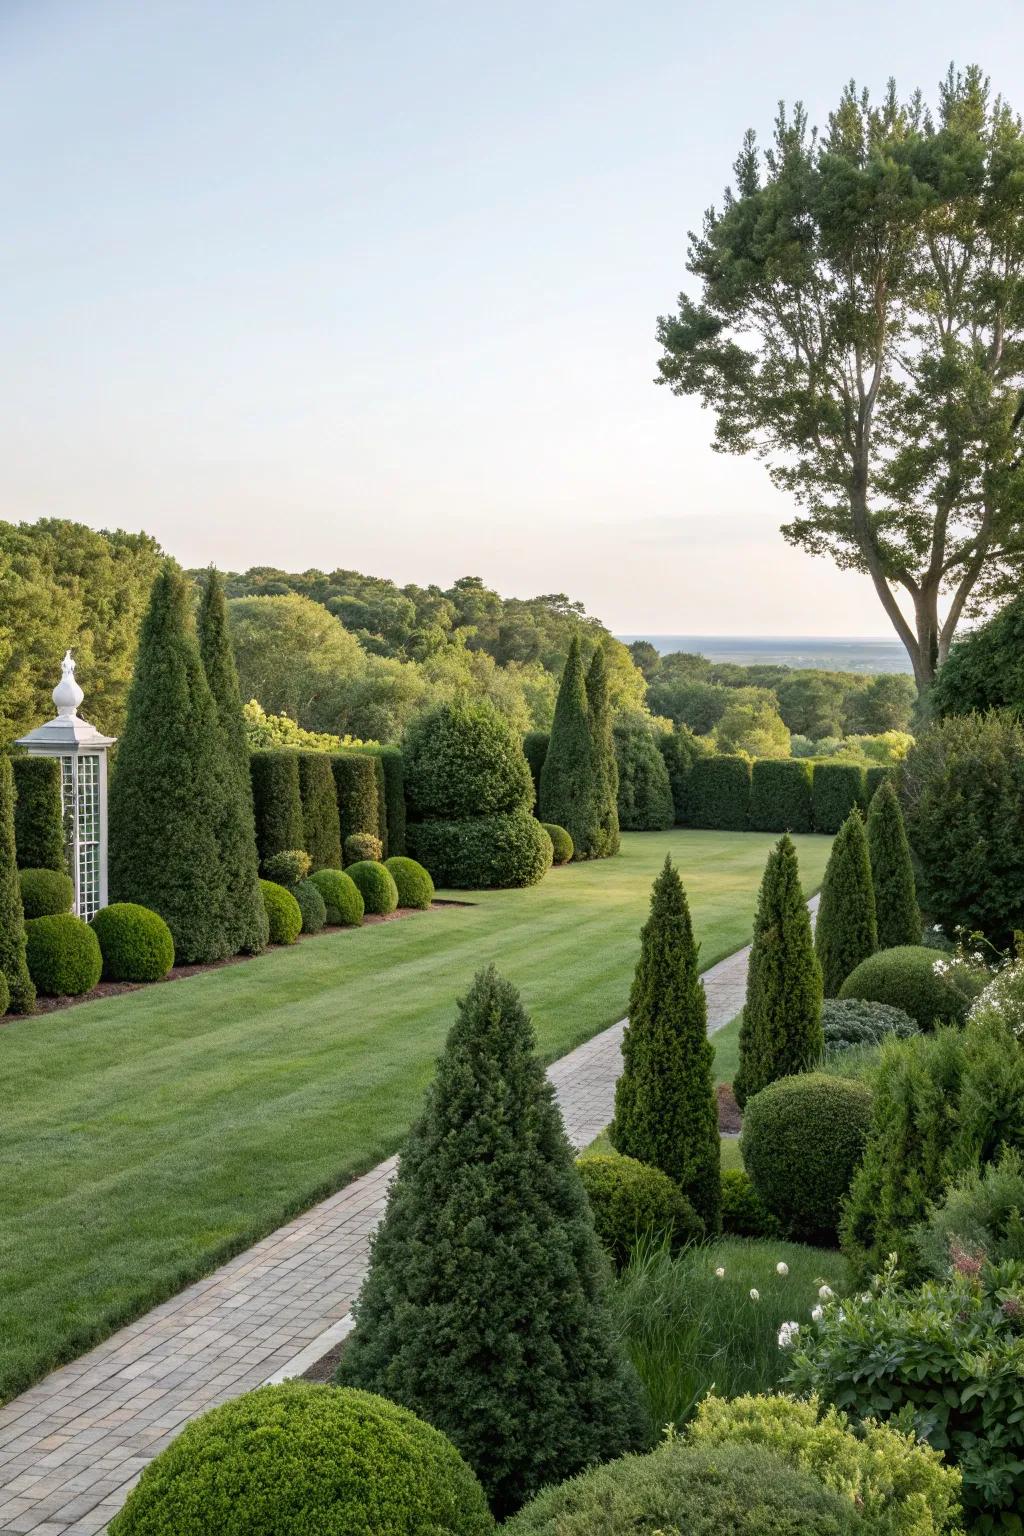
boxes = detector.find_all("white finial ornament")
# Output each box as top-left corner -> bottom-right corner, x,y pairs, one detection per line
53,650 -> 85,717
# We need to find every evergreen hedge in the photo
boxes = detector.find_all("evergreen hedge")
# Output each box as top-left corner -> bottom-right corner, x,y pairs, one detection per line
11,757 -> 65,871
613,716 -> 674,831
866,778 -> 921,949
522,731 -> 549,814
297,752 -> 342,870
250,750 -> 304,869
686,755 -> 751,830
0,756 -> 35,1012
0,972 -> 9,1017
406,811 -> 552,890
657,726 -> 709,825
748,759 -> 813,833
812,761 -> 864,833
331,752 -> 382,846
538,636 -> 601,858
369,745 -> 406,855
586,649 -> 620,854
864,763 -> 895,803
815,811 -> 877,996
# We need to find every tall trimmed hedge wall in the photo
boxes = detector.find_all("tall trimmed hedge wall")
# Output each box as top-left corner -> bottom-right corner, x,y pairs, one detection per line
250,751 -> 304,868
12,757 -> 65,872
523,731 -> 549,814
331,753 -> 382,850
298,752 -> 342,871
371,746 -> 406,856
748,759 -> 813,834
812,762 -> 865,833
687,756 -> 751,830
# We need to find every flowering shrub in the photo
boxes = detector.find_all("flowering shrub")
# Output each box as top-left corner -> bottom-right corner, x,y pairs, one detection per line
969,960 -> 1024,1043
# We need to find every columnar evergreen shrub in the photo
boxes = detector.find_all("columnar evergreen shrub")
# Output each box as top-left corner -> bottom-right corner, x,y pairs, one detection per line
309,867 -> 364,926
657,725 -> 709,825
864,763 -> 895,803
90,903 -> 175,982
541,823 -> 573,864
197,568 -> 268,955
369,745 -> 405,855
522,730 -> 549,813
385,856 -> 434,909
866,778 -> 921,949
25,914 -> 102,997
332,752 -> 383,845
339,965 -> 648,1517
407,812 -> 552,889
18,868 -> 73,918
11,757 -> 64,871
586,648 -> 620,854
575,1152 -> 703,1267
297,752 -> 342,870
293,878 -> 327,934
260,879 -> 303,944
686,755 -> 751,829
748,759 -> 813,833
815,811 -> 877,996
347,859 -> 399,915
612,715 -> 674,831
344,831 -> 382,864
249,750 -> 304,868
538,636 -> 601,858
108,568 -> 231,965
0,755 -> 34,1011
812,761 -> 865,833
734,835 -> 823,1108
611,858 -> 721,1231
0,973 -> 9,1017
839,945 -> 976,1030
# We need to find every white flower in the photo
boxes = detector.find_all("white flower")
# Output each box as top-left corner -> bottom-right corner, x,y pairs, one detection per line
776,1262 -> 789,1277
818,1284 -> 834,1300
749,1288 -> 760,1302
933,958 -> 949,975
860,1292 -> 872,1304
811,1304 -> 824,1323
933,923 -> 943,932
777,1320 -> 800,1349
714,1266 -> 725,1279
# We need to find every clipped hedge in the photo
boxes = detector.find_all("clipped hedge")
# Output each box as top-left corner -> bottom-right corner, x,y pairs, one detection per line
613,716 -> 674,831
541,823 -> 573,865
812,761 -> 864,833
91,903 -> 175,982
367,745 -> 406,856
405,702 -> 533,821
309,868 -> 364,926
25,914 -> 102,997
347,859 -> 399,915
748,758 -> 813,833
294,878 -> 327,934
864,763 -> 895,803
260,879 -> 302,944
657,726 -> 709,826
686,755 -> 751,830
344,832 -> 383,864
331,751 -> 382,845
385,857 -> 434,910
12,757 -> 65,871
249,750 -> 303,867
407,811 -> 553,890
839,945 -> 981,1031
297,751 -> 342,870
522,730 -> 549,812
576,1152 -> 703,1268
18,867 -> 73,918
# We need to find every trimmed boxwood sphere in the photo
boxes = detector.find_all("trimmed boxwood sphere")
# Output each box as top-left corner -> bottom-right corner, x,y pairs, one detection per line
344,831 -> 383,864
294,878 -> 327,934
0,971 -> 9,1017
385,856 -> 434,910
576,1152 -> 703,1267
839,944 -> 981,1030
90,903 -> 175,982
309,868 -> 364,926
18,867 -> 74,919
25,914 -> 102,997
741,1072 -> 873,1244
541,823 -> 574,865
347,859 -> 399,915
260,879 -> 303,945
106,1382 -> 494,1536
404,701 -> 533,821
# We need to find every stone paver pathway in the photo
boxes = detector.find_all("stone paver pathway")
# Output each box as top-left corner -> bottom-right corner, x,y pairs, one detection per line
0,918 -> 785,1535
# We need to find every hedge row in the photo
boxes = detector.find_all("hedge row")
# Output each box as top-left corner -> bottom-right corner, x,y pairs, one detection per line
677,755 -> 894,835
12,757 -> 65,872
249,749 -> 395,871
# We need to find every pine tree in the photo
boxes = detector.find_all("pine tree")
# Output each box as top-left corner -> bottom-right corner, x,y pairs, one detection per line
734,835 -> 823,1108
109,567 -> 231,965
197,569 -> 269,955
866,778 -> 921,950
338,965 -> 648,1518
585,646 -> 620,857
610,858 -> 721,1231
0,756 -> 35,1012
814,809 -> 878,996
539,635 -> 600,858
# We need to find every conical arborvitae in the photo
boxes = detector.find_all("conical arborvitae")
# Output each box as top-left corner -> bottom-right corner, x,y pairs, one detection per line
197,568 -> 269,955
109,567 -> 231,965
610,858 -> 721,1232
814,809 -> 878,996
0,756 -> 35,1012
539,635 -> 600,859
338,965 -> 648,1518
734,835 -> 823,1108
585,646 -> 620,857
866,778 -> 921,950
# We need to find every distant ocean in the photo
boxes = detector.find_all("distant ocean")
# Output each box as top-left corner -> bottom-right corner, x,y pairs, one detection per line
617,635 -> 912,675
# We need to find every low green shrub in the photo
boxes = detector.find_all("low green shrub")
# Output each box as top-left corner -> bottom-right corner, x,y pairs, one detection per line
347,859 -> 399,915
260,879 -> 303,944
748,759 -> 814,833
839,945 -> 983,1030
812,761 -> 864,833
25,914 -> 102,996
540,823 -> 573,864
687,755 -> 751,830
385,856 -> 434,909
576,1153 -> 704,1267
90,903 -> 175,982
344,831 -> 383,864
262,848 -> 311,887
308,868 -> 364,926
720,1168 -> 782,1238
821,997 -> 918,1052
293,878 -> 327,934
18,868 -> 74,919
406,810 -> 552,889
11,756 -> 64,871
742,1073 -> 873,1244
107,1382 -> 494,1536
0,972 -> 9,1016
912,1147 -> 1024,1277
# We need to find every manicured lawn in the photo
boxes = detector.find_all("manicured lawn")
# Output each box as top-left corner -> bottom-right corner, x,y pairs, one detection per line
0,829 -> 830,1402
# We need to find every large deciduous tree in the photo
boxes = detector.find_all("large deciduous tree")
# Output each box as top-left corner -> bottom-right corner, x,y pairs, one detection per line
657,68 -> 1024,691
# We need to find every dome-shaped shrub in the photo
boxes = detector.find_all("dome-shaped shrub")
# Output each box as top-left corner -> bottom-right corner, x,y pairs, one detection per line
741,1073 -> 873,1244
720,1167 -> 781,1238
404,702 -> 533,821
821,996 -> 918,1052
263,848 -> 311,887
260,879 -> 303,944
407,811 -> 552,890
347,859 -> 399,915
0,971 -> 9,1017
106,1382 -> 494,1536
91,903 -> 175,982
385,856 -> 434,910
345,831 -> 383,864
839,945 -> 982,1030
576,1152 -> 704,1267
309,868 -> 364,926
18,867 -> 74,919
25,914 -> 102,997
541,823 -> 573,865
294,878 -> 327,934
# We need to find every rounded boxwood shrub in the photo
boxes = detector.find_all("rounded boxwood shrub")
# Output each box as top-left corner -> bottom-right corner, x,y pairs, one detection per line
293,878 -> 327,935
262,848 -> 311,887
741,1072 -> 873,1244
25,914 -> 103,997
106,1382 -> 494,1536
404,701 -> 534,821
18,867 -> 74,919
309,868 -> 364,926
822,996 -> 918,1052
541,823 -> 573,865
720,1167 -> 782,1238
345,831 -> 383,864
407,810 -> 552,890
347,859 -> 399,915
259,879 -> 303,944
576,1152 -> 704,1267
90,903 -> 175,982
839,945 -> 980,1031
0,971 -> 9,1016
385,856 -> 434,910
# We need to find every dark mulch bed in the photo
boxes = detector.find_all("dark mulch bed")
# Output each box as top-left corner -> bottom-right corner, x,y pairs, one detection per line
717,1082 -> 742,1134
301,1336 -> 350,1385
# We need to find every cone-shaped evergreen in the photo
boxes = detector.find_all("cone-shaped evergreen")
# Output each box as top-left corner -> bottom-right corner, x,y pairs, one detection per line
585,647 -> 620,857
338,964 -> 648,1518
734,836 -> 823,1108
866,778 -> 921,950
109,567 -> 231,965
814,809 -> 878,996
197,569 -> 269,955
610,858 -> 720,1231
539,636 -> 601,859
0,757 -> 35,1012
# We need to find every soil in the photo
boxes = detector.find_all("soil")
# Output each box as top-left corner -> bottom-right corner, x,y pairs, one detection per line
301,1337 -> 350,1384
717,1081 -> 742,1134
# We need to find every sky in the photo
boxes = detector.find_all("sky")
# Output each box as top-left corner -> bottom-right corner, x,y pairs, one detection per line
2,1 -> 1021,636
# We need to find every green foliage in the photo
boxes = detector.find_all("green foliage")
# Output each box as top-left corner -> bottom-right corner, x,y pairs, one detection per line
308,867 -> 364,926
368,744 -> 405,854
931,588 -> 1024,718
839,945 -> 976,1030
611,858 -> 721,1231
612,715 -> 674,831
11,757 -> 64,872
812,762 -> 865,834
259,880 -> 302,945
18,867 -> 73,918
867,779 -> 921,949
227,592 -> 366,732
90,903 -> 175,983
576,1152 -> 704,1268
338,965 -> 648,1517
108,568 -> 232,965
815,811 -> 878,996
106,1381 -> 495,1536
748,758 -> 814,833
657,724 -> 710,825
296,751 -> 342,871
713,695 -> 791,758
407,810 -> 552,890
846,674 -> 918,735
262,849 -> 311,887
0,972 -> 8,1016
344,831 -> 382,864
538,636 -> 601,859
741,1073 -> 873,1243
864,763 -> 896,803
822,997 -> 918,1052
585,648 -> 620,854
404,701 -> 533,821
0,756 -> 33,1012
240,698 -> 370,752
540,823 -> 573,864
385,857 -> 434,910
734,835 -> 823,1107
720,1168 -> 781,1238
687,755 -> 751,830
522,730 -> 548,811
25,914 -> 102,997
293,878 -> 327,934
346,859 -> 399,915
913,1147 -> 1024,1278
330,751 -> 383,844
249,750 -> 304,869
